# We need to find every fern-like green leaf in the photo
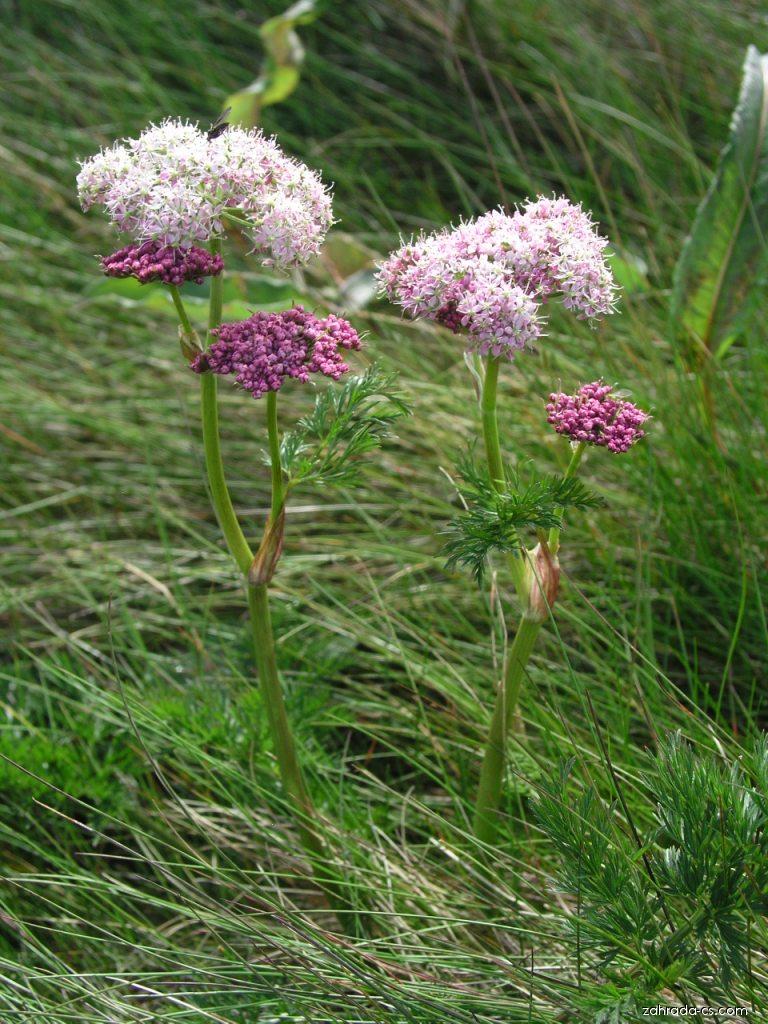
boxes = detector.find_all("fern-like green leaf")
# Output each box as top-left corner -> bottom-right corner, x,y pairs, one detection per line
281,365 -> 410,490
444,456 -> 600,580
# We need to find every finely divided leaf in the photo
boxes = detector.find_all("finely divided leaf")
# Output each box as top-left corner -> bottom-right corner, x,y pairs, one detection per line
281,365 -> 410,488
444,459 -> 600,581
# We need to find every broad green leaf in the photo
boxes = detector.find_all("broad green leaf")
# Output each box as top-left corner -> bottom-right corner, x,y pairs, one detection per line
671,46 -> 768,361
84,274 -> 299,318
225,1 -> 319,128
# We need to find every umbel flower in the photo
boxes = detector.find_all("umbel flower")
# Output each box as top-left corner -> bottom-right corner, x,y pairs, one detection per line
191,307 -> 362,399
546,380 -> 649,453
378,196 -> 617,358
101,241 -> 224,285
77,118 -> 333,268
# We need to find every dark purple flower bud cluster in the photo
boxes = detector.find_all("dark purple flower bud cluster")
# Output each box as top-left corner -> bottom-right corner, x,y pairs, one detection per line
546,380 -> 649,454
191,306 -> 362,399
100,241 -> 224,285
434,301 -> 465,333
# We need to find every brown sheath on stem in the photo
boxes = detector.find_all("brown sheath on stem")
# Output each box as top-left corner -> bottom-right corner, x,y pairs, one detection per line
524,541 -> 560,624
248,508 -> 285,587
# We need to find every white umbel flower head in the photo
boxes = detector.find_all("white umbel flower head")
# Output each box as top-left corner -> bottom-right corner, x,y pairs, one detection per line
77,118 -> 334,269
378,195 -> 618,358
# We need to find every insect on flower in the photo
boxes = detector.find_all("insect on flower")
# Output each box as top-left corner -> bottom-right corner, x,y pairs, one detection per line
206,106 -> 232,141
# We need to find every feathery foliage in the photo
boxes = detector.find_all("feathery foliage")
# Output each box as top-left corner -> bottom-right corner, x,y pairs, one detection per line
535,736 -> 768,1017
280,365 -> 410,488
445,454 -> 600,579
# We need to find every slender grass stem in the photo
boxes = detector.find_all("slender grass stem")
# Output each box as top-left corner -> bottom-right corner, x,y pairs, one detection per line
473,615 -> 541,844
480,356 -> 527,600
548,441 -> 586,555
168,285 -> 194,338
266,391 -> 284,523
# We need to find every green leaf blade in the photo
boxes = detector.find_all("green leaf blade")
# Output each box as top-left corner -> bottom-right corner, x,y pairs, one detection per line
225,1 -> 319,127
671,45 -> 768,360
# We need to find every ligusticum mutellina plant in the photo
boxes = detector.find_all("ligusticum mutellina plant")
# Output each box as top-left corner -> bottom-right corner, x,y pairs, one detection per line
77,116 -> 408,925
379,197 -> 649,844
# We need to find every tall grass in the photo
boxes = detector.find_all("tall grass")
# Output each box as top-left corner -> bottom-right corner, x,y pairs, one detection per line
1,1 -> 766,1020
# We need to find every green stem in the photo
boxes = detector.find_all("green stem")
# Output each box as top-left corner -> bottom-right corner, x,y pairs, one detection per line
167,245 -> 252,574
249,433 -> 355,930
266,391 -> 284,523
169,285 -> 194,338
247,583 -> 326,859
473,615 -> 542,844
200,373 -> 253,575
480,356 -> 504,489
547,441 -> 586,556
207,238 -> 224,339
480,357 -> 527,601
198,241 -> 247,566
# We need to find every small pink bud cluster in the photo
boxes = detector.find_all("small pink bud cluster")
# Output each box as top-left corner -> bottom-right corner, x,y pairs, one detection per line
546,380 -> 649,454
378,196 -> 617,359
77,118 -> 333,268
191,307 -> 361,399
101,241 -> 223,285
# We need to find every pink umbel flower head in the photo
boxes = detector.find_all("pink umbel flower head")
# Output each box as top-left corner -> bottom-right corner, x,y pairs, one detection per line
378,195 -> 617,359
77,118 -> 333,269
101,241 -> 223,285
191,307 -> 361,399
546,380 -> 649,454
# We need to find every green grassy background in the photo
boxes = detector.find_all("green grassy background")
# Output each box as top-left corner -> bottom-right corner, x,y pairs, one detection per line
1,1 -> 766,1020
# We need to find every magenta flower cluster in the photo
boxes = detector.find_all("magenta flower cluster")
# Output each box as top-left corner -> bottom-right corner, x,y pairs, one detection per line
77,118 -> 333,268
101,241 -> 223,285
546,380 -> 649,454
378,196 -> 617,359
192,307 -> 361,399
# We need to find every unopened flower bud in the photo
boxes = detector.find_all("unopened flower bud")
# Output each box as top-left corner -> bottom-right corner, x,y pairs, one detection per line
178,324 -> 203,361
523,542 -> 560,623
191,307 -> 361,399
547,380 -> 648,453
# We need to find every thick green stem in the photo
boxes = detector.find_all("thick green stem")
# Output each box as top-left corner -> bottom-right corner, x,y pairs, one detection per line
168,246 -> 252,575
207,237 -> 224,340
473,615 -> 542,844
200,372 -> 254,576
247,583 -> 326,857
547,441 -> 586,556
198,240 -> 252,568
248,460 -> 353,928
481,356 -> 505,489
472,356 -> 538,844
